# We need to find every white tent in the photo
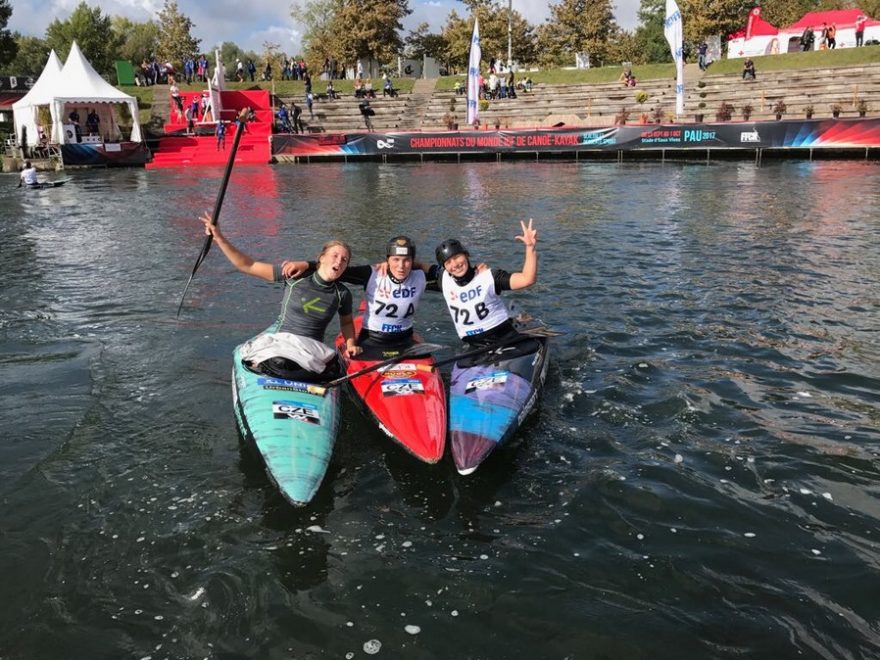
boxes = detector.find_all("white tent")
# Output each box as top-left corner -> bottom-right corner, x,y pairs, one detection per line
11,50 -> 62,147
13,41 -> 142,146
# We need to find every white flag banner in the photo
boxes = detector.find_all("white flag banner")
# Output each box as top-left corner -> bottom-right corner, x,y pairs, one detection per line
466,17 -> 481,127
664,0 -> 685,116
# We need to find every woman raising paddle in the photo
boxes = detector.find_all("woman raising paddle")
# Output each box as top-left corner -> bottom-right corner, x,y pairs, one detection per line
199,213 -> 361,382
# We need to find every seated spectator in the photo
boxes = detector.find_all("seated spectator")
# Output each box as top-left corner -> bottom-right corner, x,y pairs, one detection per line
742,58 -> 756,80
620,69 -> 637,87
326,80 -> 338,99
517,76 -> 532,92
354,78 -> 365,98
383,76 -> 398,97
454,80 -> 465,95
364,79 -> 376,98
276,103 -> 292,132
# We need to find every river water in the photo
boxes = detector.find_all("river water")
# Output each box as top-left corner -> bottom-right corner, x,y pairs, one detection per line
1,160 -> 878,659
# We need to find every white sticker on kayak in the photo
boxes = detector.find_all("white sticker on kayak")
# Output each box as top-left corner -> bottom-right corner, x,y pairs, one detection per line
273,400 -> 321,425
465,371 -> 508,393
381,378 -> 424,396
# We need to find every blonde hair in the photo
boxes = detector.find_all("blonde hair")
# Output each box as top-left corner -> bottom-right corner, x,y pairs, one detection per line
317,239 -> 352,262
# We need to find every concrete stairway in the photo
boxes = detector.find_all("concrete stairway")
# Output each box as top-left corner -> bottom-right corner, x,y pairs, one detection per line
395,78 -> 437,130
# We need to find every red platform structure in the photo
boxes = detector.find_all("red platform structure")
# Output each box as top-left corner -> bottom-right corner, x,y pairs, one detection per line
146,89 -> 272,169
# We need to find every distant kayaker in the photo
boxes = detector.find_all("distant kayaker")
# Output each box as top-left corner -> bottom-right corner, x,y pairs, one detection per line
18,161 -> 39,187
281,235 -> 428,358
428,219 -> 538,349
199,213 -> 361,381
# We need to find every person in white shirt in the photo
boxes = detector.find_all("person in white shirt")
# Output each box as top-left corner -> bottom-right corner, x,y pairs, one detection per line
18,161 -> 39,187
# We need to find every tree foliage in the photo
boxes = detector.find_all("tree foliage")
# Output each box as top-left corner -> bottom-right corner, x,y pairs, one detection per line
536,0 -> 619,67
404,21 -> 447,60
112,17 -> 160,66
632,0 -> 671,64
0,0 -> 17,68
291,0 -> 339,67
218,41 -> 259,80
45,2 -> 120,76
441,3 -> 535,73
155,0 -> 201,68
329,0 -> 412,66
678,0 -> 752,45
0,33 -> 47,75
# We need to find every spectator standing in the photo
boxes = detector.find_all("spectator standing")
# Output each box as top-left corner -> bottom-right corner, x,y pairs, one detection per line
800,27 -> 815,51
184,56 -> 194,84
306,92 -> 314,119
356,60 -> 364,80
263,61 -> 272,81
215,120 -> 226,150
197,54 -> 208,82
247,59 -> 257,82
291,101 -> 303,133
68,108 -> 82,142
276,103 -> 291,132
236,58 -> 244,82
826,23 -> 837,49
85,108 -> 100,136
855,15 -> 867,47
304,72 -> 312,95
169,80 -> 184,120
698,42 -> 708,71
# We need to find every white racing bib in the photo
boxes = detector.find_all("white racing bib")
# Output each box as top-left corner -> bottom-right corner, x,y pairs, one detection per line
363,268 -> 426,334
441,269 -> 510,338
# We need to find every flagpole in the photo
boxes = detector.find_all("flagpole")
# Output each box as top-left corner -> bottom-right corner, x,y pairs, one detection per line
664,0 -> 685,119
467,17 -> 481,127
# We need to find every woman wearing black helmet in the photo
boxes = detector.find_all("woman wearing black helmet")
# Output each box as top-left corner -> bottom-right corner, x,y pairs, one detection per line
428,219 -> 538,348
281,235 -> 428,356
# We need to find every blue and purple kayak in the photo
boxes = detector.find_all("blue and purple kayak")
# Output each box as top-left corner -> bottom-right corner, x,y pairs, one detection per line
231,335 -> 341,506
448,336 -> 550,475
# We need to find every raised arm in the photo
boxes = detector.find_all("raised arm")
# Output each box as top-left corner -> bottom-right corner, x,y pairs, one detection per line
199,211 -> 275,282
508,218 -> 537,290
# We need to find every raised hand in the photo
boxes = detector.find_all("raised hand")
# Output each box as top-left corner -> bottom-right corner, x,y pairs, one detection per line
515,218 -> 537,247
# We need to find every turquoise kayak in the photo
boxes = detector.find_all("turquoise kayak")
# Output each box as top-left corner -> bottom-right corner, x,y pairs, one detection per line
231,336 -> 341,506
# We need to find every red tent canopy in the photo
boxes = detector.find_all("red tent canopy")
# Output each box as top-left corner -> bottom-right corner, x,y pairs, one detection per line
729,15 -> 779,40
786,8 -> 878,30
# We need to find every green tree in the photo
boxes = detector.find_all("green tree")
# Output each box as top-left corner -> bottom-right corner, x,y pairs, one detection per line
679,0 -> 752,48
404,22 -> 447,60
155,0 -> 200,69
536,0 -> 619,68
441,3 -> 535,72
329,0 -> 412,67
0,0 -> 17,68
0,33 -> 47,75
291,0 -> 341,72
112,16 -> 160,66
45,2 -> 120,76
632,0 -> 671,64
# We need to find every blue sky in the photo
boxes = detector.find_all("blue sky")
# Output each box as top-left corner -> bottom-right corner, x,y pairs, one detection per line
9,0 -> 641,57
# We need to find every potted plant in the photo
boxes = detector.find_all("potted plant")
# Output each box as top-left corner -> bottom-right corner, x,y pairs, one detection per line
478,98 -> 489,112
772,99 -> 786,120
715,101 -> 734,121
856,98 -> 868,117
615,106 -> 631,125
652,105 -> 665,124
742,103 -> 753,121
831,103 -> 842,118
804,103 -> 814,119
695,101 -> 706,123
442,112 -> 457,130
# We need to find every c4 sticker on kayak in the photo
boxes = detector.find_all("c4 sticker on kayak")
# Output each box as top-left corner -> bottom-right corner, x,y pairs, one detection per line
381,378 -> 424,397
465,371 -> 508,393
273,400 -> 321,425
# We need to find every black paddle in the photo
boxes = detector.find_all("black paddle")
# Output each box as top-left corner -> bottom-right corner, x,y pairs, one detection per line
308,342 -> 446,396
430,325 -> 562,370
175,107 -> 251,318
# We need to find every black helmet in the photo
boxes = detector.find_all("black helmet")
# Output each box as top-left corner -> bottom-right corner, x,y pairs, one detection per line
435,239 -> 468,266
386,235 -> 415,259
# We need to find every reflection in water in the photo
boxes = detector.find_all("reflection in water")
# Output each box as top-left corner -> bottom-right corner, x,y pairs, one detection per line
0,160 -> 878,657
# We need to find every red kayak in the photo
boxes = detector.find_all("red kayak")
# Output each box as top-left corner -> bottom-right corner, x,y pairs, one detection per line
334,309 -> 447,463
